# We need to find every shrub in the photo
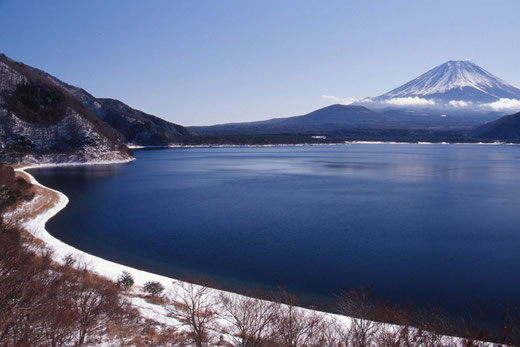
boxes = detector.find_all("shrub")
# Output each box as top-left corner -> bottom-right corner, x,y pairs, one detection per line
63,253 -> 77,267
117,271 -> 134,291
143,281 -> 164,297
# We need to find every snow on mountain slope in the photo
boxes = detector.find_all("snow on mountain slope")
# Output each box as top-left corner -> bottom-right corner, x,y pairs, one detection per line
37,70 -> 191,146
0,53 -> 133,164
367,61 -> 520,111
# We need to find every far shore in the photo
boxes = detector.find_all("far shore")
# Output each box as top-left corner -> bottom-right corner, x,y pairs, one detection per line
127,140 -> 520,150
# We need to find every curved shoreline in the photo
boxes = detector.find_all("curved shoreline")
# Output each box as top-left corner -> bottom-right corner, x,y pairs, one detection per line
15,161 -> 193,288
11,157 -> 489,346
13,160 -> 358,323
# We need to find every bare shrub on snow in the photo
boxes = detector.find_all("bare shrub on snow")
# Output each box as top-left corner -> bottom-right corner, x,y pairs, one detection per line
164,281 -> 220,347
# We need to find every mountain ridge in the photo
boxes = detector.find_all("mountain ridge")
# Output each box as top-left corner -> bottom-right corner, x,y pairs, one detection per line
0,53 -> 132,164
471,111 -> 520,141
36,70 -> 191,146
189,104 -> 388,135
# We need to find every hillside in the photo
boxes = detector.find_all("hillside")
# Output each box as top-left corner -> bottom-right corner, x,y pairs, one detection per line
40,72 -> 190,146
0,54 -> 132,164
190,104 -> 387,135
471,111 -> 520,141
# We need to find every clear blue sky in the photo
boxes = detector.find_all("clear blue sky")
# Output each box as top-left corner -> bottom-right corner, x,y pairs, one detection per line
1,0 -> 519,125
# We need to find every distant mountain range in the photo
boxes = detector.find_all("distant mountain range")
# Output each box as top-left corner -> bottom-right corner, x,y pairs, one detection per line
1,54 -> 519,164
190,105 -> 386,135
193,60 -> 520,137
190,103 -> 507,136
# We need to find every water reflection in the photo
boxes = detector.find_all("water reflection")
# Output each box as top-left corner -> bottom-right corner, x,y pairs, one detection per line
30,164 -> 123,180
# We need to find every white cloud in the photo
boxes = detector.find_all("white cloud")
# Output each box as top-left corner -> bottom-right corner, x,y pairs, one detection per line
449,100 -> 471,107
321,95 -> 357,105
382,97 -> 435,106
483,98 -> 520,111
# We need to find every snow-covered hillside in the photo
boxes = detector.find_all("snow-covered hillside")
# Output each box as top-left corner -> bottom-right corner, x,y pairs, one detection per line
0,53 -> 133,164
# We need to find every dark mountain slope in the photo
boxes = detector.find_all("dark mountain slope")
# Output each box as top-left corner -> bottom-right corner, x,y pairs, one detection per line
39,72 -> 190,146
0,54 -> 132,163
278,104 -> 383,126
471,112 -> 520,141
190,105 -> 387,135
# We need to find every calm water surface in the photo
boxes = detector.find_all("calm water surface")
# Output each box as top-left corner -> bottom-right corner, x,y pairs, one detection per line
31,144 -> 520,317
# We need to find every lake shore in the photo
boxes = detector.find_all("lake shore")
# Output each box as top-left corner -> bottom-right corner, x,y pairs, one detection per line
7,156 -> 495,346
126,140 -> 520,150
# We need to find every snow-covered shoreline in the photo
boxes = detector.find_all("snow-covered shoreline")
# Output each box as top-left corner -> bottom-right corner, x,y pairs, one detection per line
15,160 -> 181,288
11,158 -> 496,346
13,160 -> 359,328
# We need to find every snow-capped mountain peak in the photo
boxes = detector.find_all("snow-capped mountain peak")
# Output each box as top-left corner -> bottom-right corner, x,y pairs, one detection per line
374,60 -> 520,104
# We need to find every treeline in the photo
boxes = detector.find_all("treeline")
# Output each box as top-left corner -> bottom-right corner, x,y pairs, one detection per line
174,130 -> 514,147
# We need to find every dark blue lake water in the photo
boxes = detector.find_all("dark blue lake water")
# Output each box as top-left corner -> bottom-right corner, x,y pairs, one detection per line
31,144 -> 520,317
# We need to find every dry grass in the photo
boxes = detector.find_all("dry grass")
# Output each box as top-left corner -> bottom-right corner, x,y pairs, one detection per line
4,168 -> 60,225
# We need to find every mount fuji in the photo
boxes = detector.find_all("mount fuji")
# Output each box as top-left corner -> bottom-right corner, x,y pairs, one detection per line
191,60 -> 520,137
364,60 -> 520,111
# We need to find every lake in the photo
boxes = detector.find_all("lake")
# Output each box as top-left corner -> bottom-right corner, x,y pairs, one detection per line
30,144 -> 520,319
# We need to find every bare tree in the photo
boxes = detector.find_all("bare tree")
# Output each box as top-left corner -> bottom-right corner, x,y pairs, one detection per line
68,270 -> 128,345
269,288 -> 324,347
316,317 -> 347,347
412,307 -> 450,347
219,292 -> 277,346
335,287 -> 381,346
165,281 -> 220,347
0,222 -> 60,345
105,302 -> 141,346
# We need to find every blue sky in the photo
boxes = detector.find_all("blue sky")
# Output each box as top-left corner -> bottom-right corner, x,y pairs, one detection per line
1,0 -> 519,125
